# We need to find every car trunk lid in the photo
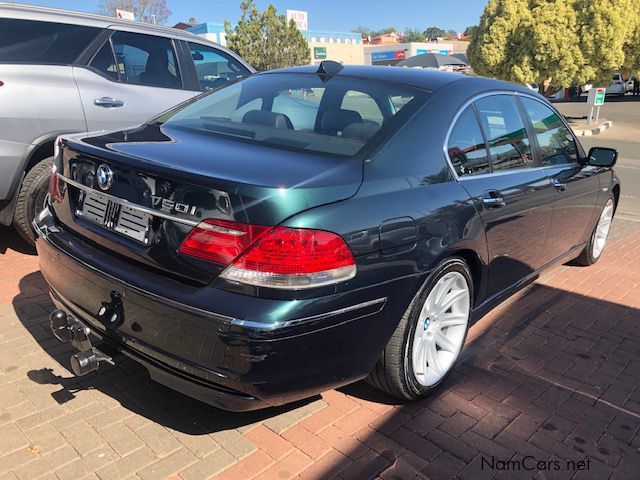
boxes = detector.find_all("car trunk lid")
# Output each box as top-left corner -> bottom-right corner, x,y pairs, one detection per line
52,124 -> 363,284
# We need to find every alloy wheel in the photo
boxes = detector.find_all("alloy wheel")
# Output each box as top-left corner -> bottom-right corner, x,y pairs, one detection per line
592,199 -> 614,259
411,271 -> 470,387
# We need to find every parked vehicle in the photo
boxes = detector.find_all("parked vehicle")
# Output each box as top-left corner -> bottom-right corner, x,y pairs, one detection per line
37,64 -> 620,411
525,83 -> 539,94
625,77 -> 635,94
0,3 -> 253,244
606,72 -> 626,96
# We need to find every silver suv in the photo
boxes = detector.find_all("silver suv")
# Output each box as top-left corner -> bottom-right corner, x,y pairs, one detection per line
0,3 -> 253,244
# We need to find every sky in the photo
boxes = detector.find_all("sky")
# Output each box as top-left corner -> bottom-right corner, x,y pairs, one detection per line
21,0 -> 486,33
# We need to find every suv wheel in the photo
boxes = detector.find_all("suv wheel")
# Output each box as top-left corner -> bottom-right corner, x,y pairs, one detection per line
367,257 -> 472,400
12,157 -> 53,246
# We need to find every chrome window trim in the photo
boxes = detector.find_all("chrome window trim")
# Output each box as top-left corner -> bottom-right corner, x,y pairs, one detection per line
58,173 -> 200,227
443,90 -> 574,181
231,297 -> 387,331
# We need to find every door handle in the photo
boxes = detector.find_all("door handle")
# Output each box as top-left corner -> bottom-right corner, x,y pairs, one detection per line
94,97 -> 125,108
553,179 -> 567,191
481,190 -> 505,209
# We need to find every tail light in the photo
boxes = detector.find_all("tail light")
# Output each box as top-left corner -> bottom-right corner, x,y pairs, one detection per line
178,219 -> 356,289
48,137 -> 64,202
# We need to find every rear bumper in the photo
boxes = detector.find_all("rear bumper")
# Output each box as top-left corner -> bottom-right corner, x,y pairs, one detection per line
0,138 -> 29,200
35,206 -> 421,410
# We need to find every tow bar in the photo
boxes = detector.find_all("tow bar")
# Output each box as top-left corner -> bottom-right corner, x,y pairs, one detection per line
49,310 -> 114,376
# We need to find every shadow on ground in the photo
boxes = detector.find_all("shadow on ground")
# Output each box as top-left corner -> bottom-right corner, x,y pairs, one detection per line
13,272 -> 319,435
11,267 -> 640,478
0,226 -> 36,256
320,283 -> 640,478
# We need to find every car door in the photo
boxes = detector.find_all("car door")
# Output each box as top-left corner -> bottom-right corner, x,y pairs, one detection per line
448,94 -> 556,298
518,96 -> 601,263
73,30 -> 197,132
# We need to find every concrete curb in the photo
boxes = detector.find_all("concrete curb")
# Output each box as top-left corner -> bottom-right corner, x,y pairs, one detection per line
572,120 -> 613,136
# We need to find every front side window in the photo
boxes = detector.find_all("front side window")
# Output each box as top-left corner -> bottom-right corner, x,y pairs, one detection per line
109,31 -> 181,89
0,19 -> 100,64
188,42 -> 249,91
521,98 -> 578,165
475,95 -> 534,172
447,107 -> 491,177
155,73 -> 425,157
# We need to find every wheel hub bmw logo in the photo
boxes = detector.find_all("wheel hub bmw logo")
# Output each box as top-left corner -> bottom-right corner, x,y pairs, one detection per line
96,164 -> 113,191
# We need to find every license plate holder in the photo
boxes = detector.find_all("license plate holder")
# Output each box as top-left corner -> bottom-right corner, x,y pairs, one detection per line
77,191 -> 151,244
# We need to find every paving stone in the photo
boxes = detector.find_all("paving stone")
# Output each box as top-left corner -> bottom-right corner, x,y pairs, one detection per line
95,447 -> 157,480
136,448 -> 198,480
179,449 -> 236,480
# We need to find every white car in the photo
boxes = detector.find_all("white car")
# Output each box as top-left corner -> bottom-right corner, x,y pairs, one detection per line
606,73 -> 626,96
525,83 -> 539,94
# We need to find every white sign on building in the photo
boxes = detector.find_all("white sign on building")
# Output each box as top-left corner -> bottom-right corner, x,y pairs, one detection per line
116,9 -> 135,21
286,10 -> 308,31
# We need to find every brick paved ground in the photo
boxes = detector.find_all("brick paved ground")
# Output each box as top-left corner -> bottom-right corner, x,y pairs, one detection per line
1,219 -> 639,480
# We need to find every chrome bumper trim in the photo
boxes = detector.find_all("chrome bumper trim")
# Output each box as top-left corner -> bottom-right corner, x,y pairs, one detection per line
231,297 -> 387,331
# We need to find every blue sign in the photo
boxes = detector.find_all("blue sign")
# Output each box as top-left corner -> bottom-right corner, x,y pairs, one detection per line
371,51 -> 396,61
416,49 -> 452,56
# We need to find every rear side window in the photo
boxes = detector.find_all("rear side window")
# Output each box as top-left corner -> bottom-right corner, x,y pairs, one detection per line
447,107 -> 490,176
0,19 -> 100,64
105,31 -> 182,89
272,88 -> 325,131
474,95 -> 534,172
341,91 -> 384,125
520,98 -> 578,165
90,41 -> 119,81
188,42 -> 249,91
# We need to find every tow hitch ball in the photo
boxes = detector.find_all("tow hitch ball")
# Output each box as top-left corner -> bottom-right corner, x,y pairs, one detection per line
50,310 -> 114,376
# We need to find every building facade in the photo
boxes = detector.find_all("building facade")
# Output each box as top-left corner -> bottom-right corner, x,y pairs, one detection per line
185,23 -> 365,66
364,42 -> 455,66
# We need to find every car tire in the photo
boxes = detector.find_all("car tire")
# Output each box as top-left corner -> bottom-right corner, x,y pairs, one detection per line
573,194 -> 615,266
367,257 -> 473,400
12,157 -> 53,246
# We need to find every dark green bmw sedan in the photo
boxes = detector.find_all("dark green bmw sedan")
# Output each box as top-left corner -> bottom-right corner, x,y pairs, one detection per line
35,62 -> 620,411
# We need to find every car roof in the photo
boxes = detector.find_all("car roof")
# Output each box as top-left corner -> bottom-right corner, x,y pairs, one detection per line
0,2 -> 205,43
266,64 -> 531,95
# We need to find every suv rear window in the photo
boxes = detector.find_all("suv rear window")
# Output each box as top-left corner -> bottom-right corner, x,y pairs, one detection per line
0,19 -> 100,64
155,73 -> 427,157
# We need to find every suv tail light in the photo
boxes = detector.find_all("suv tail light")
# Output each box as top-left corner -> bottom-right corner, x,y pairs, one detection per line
178,219 -> 356,289
49,137 -> 64,202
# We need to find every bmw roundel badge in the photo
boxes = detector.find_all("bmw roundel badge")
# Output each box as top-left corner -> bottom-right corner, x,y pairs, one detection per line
96,164 -> 113,191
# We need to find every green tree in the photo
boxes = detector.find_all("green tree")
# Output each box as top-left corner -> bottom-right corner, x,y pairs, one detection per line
575,0 -> 636,84
352,27 -> 371,39
224,0 -> 310,71
469,0 -> 640,93
423,26 -> 446,39
467,0 -> 534,84
623,5 -> 640,76
403,28 -> 425,42
463,25 -> 478,37
370,27 -> 397,37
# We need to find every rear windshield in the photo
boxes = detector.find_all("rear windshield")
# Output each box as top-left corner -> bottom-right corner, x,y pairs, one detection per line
155,73 -> 427,157
0,19 -> 100,64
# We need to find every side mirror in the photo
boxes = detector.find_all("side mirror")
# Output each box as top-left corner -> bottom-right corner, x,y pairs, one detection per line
587,147 -> 618,168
